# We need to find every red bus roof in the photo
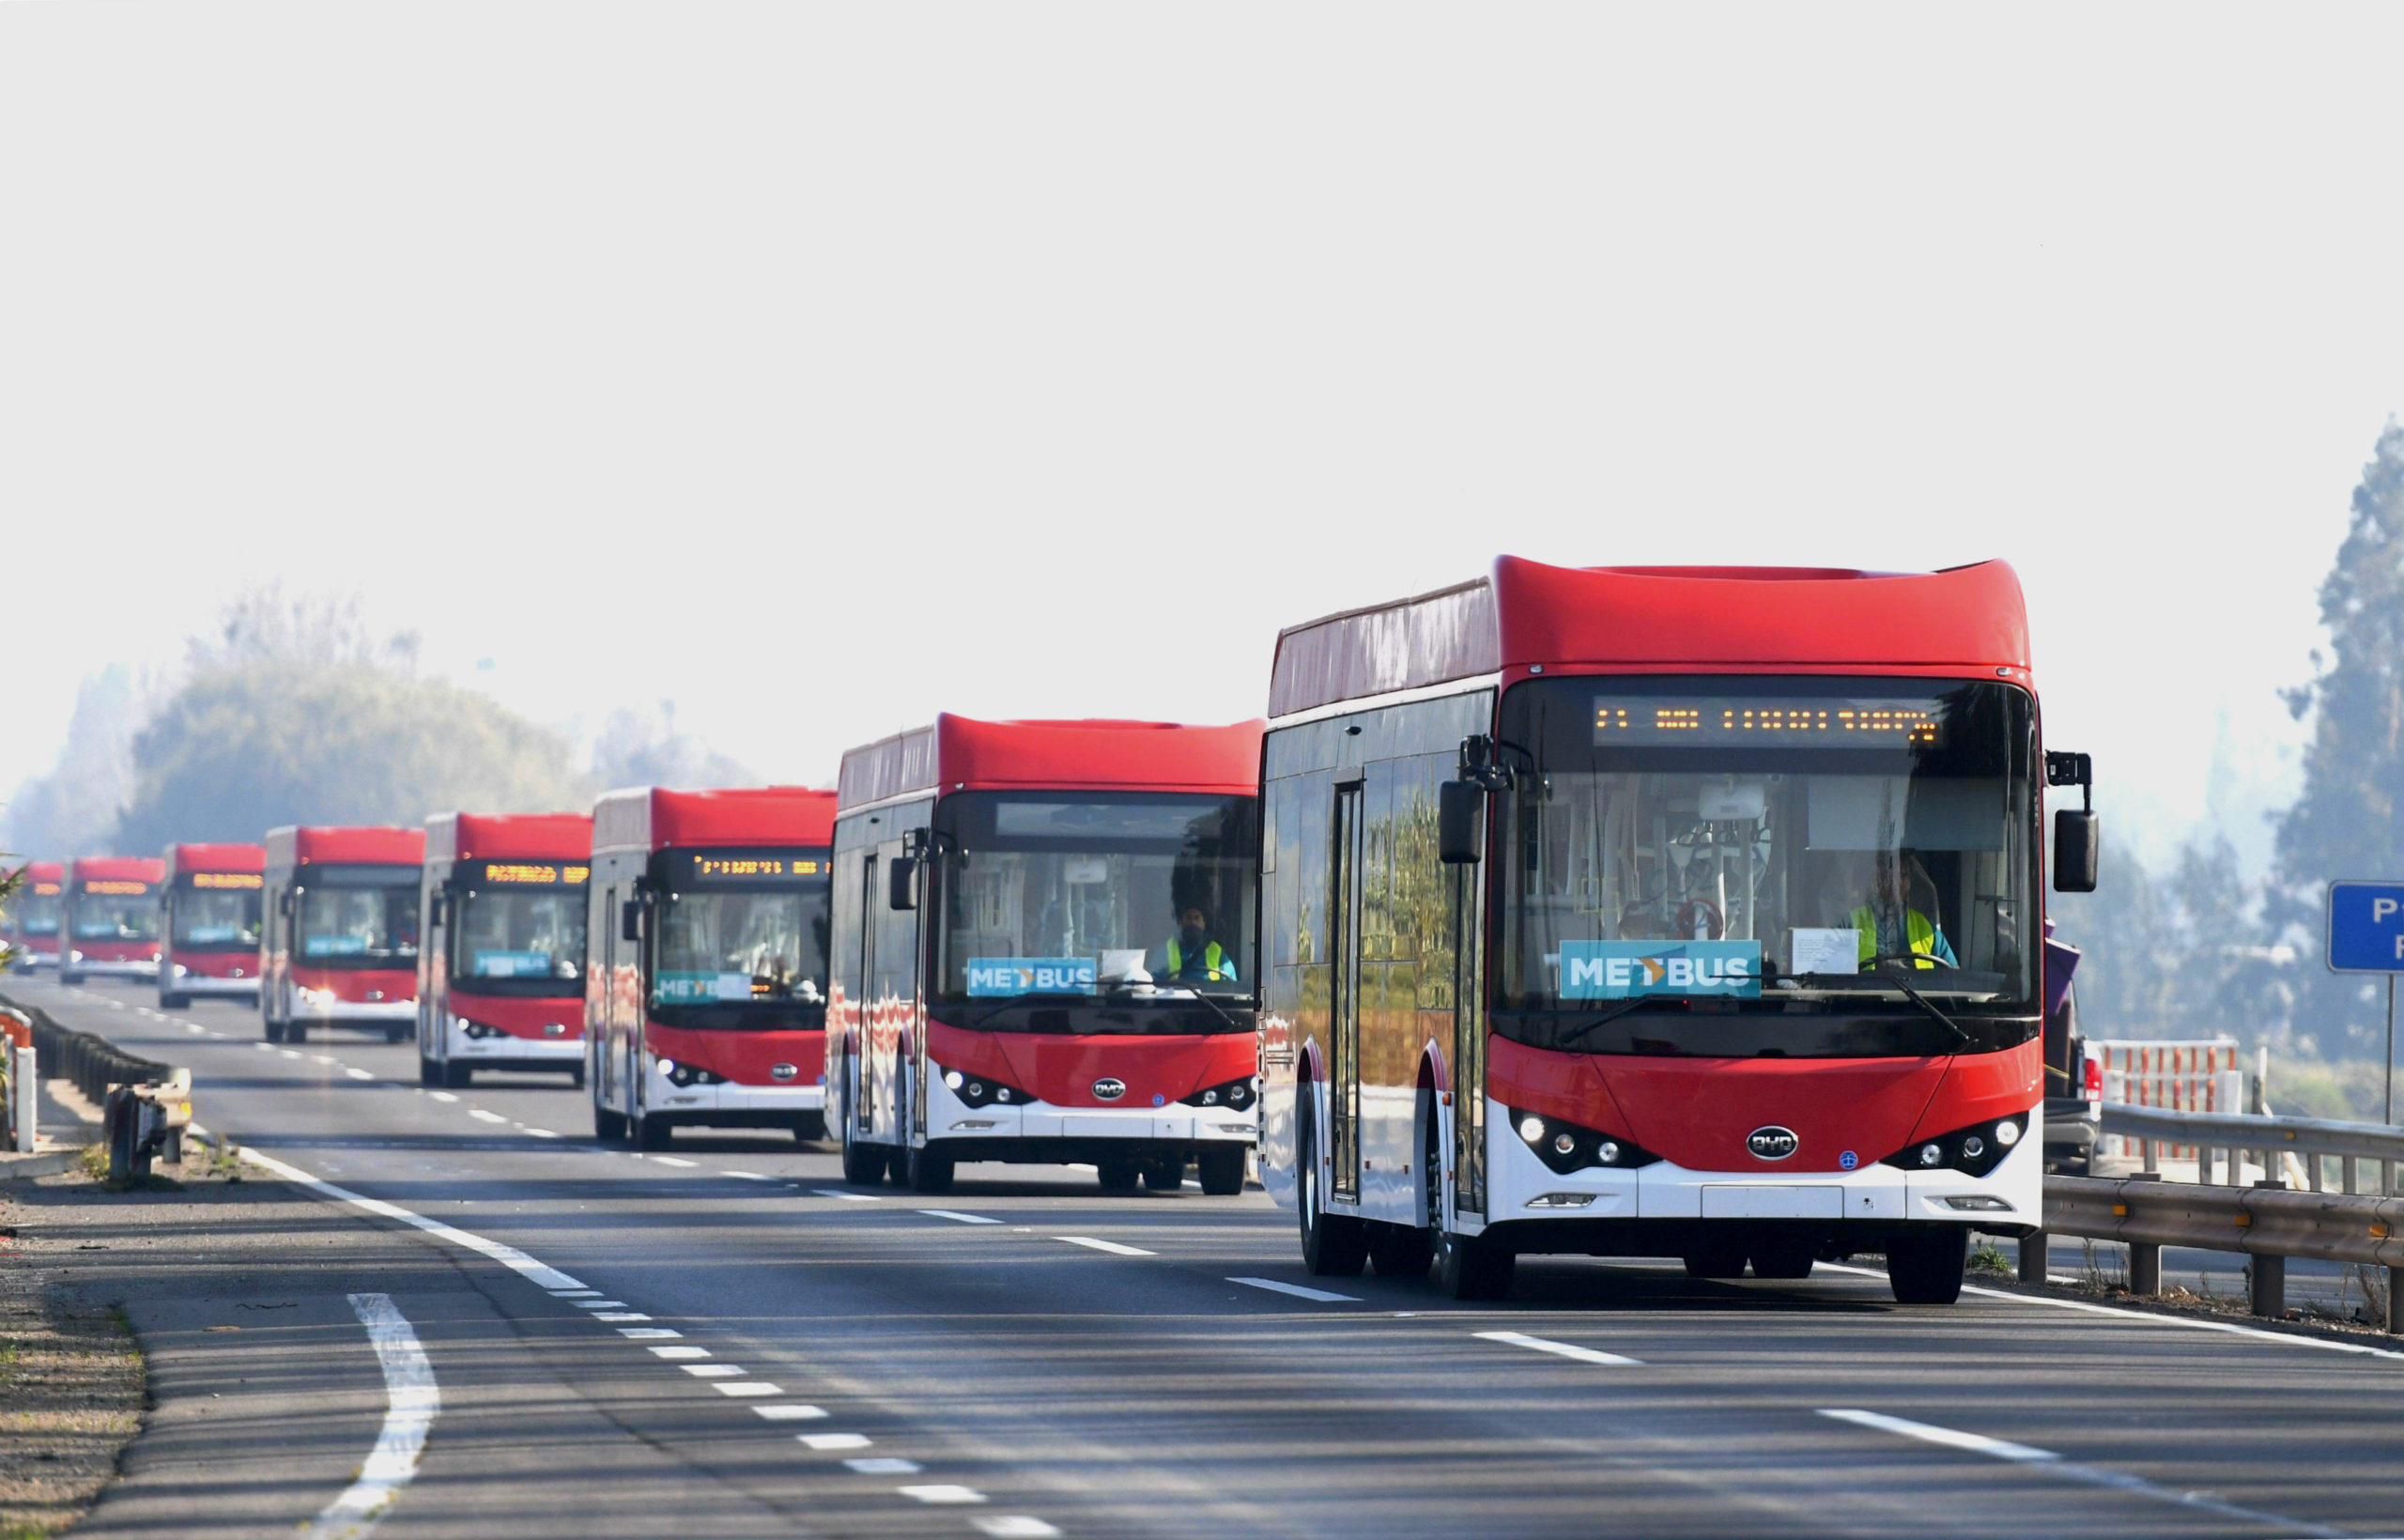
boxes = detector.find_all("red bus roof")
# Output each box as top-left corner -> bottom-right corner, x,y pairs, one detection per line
837,715 -> 1266,812
592,787 -> 837,855
263,825 -> 427,870
69,856 -> 166,885
425,812 -> 594,865
1269,557 -> 2032,718
162,843 -> 266,878
12,862 -> 64,884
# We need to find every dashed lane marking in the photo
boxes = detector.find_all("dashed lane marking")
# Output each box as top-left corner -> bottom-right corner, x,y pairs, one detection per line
346,1068 -> 375,1082
845,1457 -> 922,1474
254,1042 -> 273,1052
428,1091 -> 459,1102
591,1313 -> 652,1323
313,1055 -> 337,1065
723,1170 -> 777,1181
751,1405 -> 828,1422
1816,1409 -> 2343,1537
917,1209 -> 1002,1224
1474,1331 -> 1643,1367
524,1128 -> 561,1139
469,1109 -> 507,1124
680,1364 -> 746,1378
650,1155 -> 699,1168
713,1381 -> 783,1397
1228,1276 -> 1359,1303
618,1328 -> 682,1340
298,1293 -> 439,1540
799,1433 -> 871,1450
975,1520 -> 1063,1538
575,1301 -> 629,1309
649,1347 -> 710,1360
815,1189 -> 882,1202
1055,1236 -> 1154,1256
899,1486 -> 987,1505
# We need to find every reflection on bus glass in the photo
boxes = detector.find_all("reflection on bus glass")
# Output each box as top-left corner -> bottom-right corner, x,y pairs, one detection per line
933,793 -> 1256,1002
72,893 -> 159,942
456,886 -> 586,983
299,887 -> 419,965
1501,677 -> 2034,1025
654,888 -> 830,1008
174,888 -> 260,950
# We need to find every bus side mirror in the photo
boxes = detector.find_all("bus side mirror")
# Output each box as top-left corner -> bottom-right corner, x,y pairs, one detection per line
621,899 -> 642,943
1439,780 -> 1485,865
2053,809 -> 2099,893
888,855 -> 918,911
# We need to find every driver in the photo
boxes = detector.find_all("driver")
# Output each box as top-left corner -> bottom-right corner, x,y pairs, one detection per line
1818,851 -> 1957,969
1153,901 -> 1239,985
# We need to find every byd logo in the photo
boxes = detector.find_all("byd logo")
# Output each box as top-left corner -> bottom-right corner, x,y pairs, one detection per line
1747,1126 -> 1799,1161
1091,1078 -> 1127,1101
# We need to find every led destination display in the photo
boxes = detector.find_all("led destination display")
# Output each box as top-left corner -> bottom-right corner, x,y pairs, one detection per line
191,872 -> 263,890
464,862 -> 591,886
663,851 -> 826,886
1595,697 -> 1947,748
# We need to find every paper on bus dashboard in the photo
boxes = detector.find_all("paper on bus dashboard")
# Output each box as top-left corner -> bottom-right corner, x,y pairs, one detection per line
1791,928 -> 1859,976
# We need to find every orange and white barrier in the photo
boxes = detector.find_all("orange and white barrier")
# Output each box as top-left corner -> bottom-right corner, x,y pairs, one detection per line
2093,1038 -> 2241,1160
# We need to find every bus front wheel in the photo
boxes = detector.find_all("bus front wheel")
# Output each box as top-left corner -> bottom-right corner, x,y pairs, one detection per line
1297,1113 -> 1366,1276
636,1114 -> 673,1150
1196,1147 -> 1245,1196
840,1138 -> 885,1185
1885,1228 -> 1967,1305
906,1146 -> 954,1194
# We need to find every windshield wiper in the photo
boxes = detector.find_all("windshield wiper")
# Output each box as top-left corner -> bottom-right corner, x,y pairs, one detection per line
1102,978 -> 1244,1032
1859,961 -> 1972,1048
1551,995 -> 1657,1050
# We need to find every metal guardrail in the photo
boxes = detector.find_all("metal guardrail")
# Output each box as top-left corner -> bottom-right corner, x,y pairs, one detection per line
2033,1101 -> 2404,1333
0,990 -> 177,1107
0,989 -> 189,1177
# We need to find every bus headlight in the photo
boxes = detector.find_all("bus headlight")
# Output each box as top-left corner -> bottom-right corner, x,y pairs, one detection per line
1508,1109 -> 1660,1176
1179,1077 -> 1256,1111
932,1062 -> 1031,1109
1882,1114 -> 2028,1178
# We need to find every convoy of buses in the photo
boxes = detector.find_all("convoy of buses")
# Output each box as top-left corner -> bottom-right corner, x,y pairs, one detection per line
0,557 -> 2098,1305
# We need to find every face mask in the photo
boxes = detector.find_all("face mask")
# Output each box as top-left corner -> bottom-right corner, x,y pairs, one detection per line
1179,924 -> 1206,951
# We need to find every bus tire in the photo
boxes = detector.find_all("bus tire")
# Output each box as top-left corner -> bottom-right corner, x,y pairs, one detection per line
384,1025 -> 408,1044
1297,1114 -> 1367,1276
568,1065 -> 586,1091
264,1017 -> 285,1044
1196,1147 -> 1245,1195
1367,1222 -> 1434,1280
906,1146 -> 954,1194
443,1060 -> 471,1089
418,1052 -> 438,1088
1141,1158 -> 1185,1193
1683,1233 -> 1749,1279
1430,1226 -> 1511,1300
161,992 -> 188,1011
593,1098 -> 625,1143
1749,1238 -> 1816,1281
286,1022 -> 308,1044
885,1147 -> 913,1186
1885,1228 -> 1967,1305
840,1139 -> 885,1185
637,1113 -> 673,1150
1096,1156 -> 1142,1194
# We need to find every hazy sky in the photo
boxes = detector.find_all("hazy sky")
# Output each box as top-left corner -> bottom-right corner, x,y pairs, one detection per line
8,4 -> 2402,871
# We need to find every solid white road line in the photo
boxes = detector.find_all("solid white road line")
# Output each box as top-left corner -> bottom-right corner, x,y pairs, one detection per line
236,1148 -> 586,1291
1817,1409 -> 2344,1538
750,1404 -> 828,1421
299,1293 -> 439,1540
844,1457 -> 922,1474
1055,1236 -> 1154,1256
899,1485 -> 987,1505
1474,1331 -> 1643,1367
974,1519 -> 1063,1539
1228,1276 -> 1360,1303
815,1189 -> 882,1202
917,1209 -> 1002,1224
798,1433 -> 871,1450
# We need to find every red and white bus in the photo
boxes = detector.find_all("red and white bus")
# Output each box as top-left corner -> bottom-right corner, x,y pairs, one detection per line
586,787 -> 836,1148
60,856 -> 165,984
829,716 -> 1263,1195
1257,559 -> 2094,1303
3,862 -> 65,971
419,812 -> 592,1087
261,825 -> 425,1043
159,843 -> 265,1009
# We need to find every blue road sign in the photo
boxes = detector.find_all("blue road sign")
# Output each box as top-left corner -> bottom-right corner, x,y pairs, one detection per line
2325,881 -> 2404,973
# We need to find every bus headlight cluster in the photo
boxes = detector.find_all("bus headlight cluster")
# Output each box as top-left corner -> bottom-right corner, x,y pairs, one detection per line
456,1017 -> 506,1040
1880,1114 -> 2028,1178
655,1056 -> 727,1087
935,1063 -> 1032,1109
1508,1108 -> 1661,1177
1179,1077 -> 1257,1111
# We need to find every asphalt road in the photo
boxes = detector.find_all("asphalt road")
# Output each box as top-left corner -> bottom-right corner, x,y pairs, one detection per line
17,971 -> 2404,1540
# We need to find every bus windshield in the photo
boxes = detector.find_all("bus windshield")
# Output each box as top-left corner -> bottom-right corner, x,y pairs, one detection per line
298,885 -> 419,967
72,891 -> 158,943
932,792 -> 1258,1011
1495,676 -> 2037,1048
454,886 -> 586,993
173,888 -> 260,951
653,887 -> 829,1010
16,889 -> 61,937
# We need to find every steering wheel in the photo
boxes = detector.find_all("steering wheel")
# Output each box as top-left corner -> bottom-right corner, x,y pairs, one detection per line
1672,899 -> 1724,941
1868,951 -> 1959,972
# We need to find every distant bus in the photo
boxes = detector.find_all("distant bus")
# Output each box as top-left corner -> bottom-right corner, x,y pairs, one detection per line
2,862 -> 64,971
261,825 -> 425,1043
420,811 -> 592,1087
1256,558 -> 2088,1305
60,856 -> 165,984
829,716 -> 1263,1195
159,843 -> 265,1009
586,787 -> 836,1148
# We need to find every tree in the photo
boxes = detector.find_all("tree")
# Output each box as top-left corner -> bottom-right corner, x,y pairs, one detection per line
2272,420 -> 2404,1057
2050,834 -> 2290,1045
114,661 -> 593,852
0,665 -> 164,857
590,701 -> 755,791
